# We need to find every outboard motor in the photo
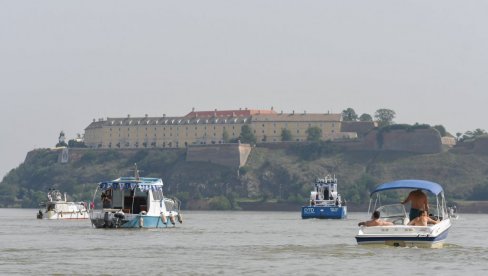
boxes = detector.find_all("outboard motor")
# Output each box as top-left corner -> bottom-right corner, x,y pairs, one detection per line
113,212 -> 125,228
103,212 -> 112,228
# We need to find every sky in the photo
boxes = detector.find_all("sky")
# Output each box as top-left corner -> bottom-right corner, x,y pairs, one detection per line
1,0 -> 488,179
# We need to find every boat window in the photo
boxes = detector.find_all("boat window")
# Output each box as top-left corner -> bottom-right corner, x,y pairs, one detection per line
152,190 -> 164,201
123,189 -> 148,214
112,189 -> 123,209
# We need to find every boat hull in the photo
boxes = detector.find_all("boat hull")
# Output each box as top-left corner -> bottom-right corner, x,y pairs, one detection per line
45,210 -> 90,220
356,220 -> 451,248
90,212 -> 177,229
301,206 -> 347,219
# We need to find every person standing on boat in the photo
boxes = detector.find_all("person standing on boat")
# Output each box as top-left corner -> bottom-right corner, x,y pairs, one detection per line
401,189 -> 429,221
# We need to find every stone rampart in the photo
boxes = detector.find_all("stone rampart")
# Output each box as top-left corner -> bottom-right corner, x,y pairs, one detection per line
379,128 -> 442,153
186,143 -> 252,168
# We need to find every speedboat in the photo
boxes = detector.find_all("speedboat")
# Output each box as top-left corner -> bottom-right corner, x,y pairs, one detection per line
89,164 -> 182,229
301,175 -> 347,219
37,188 -> 89,220
355,179 -> 451,248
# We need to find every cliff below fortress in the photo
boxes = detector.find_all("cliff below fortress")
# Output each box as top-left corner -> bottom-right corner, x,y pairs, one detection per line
2,131 -> 488,212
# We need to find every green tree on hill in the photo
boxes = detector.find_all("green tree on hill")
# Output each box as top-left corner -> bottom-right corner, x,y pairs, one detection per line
359,113 -> 373,122
461,128 -> 487,141
306,127 -> 322,142
433,125 -> 447,137
374,108 -> 396,127
281,128 -> 293,141
342,108 -> 358,121
240,125 -> 257,144
222,129 -> 230,143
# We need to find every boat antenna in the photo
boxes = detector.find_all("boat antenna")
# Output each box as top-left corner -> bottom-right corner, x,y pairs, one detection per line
134,163 -> 140,180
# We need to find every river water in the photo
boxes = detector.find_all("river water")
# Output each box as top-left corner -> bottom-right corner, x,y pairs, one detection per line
0,209 -> 487,275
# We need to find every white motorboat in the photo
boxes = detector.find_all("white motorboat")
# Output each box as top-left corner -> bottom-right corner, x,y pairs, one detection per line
89,164 -> 182,229
37,189 -> 89,220
355,180 -> 451,248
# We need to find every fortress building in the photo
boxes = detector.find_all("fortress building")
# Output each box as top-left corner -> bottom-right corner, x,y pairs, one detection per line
84,108 -> 357,149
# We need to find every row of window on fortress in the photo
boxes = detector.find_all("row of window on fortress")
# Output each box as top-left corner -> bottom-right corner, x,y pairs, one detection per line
106,122 -> 334,132
102,137 -> 304,148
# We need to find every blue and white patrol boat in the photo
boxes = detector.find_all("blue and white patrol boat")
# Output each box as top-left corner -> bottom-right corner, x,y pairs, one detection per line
355,180 -> 451,248
301,175 -> 347,219
89,164 -> 182,229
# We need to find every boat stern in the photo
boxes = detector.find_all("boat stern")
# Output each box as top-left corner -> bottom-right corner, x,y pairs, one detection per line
301,206 -> 347,219
355,219 -> 451,248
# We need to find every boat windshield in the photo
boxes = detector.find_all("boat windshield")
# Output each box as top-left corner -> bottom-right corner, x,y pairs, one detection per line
375,204 -> 407,219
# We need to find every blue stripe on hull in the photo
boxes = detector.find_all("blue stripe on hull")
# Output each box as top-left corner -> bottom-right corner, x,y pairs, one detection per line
121,215 -> 175,228
356,228 -> 449,244
301,206 -> 347,219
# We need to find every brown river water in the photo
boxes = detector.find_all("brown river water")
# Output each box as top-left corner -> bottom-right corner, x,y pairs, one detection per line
0,209 -> 487,275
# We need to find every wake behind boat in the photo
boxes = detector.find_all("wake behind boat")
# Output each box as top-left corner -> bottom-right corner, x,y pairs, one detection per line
89,164 -> 182,229
37,188 -> 89,220
301,175 -> 347,219
355,179 -> 451,248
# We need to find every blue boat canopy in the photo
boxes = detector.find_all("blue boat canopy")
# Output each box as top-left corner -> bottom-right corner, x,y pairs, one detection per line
371,179 -> 444,196
98,177 -> 164,192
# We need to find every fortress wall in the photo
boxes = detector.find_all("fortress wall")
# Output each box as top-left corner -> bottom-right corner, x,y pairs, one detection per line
186,143 -> 251,168
381,129 -> 442,153
473,137 -> 488,154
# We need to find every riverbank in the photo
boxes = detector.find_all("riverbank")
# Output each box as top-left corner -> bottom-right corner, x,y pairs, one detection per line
196,200 -> 488,214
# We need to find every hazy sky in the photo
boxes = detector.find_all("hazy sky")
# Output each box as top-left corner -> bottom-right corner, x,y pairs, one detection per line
1,1 -> 488,178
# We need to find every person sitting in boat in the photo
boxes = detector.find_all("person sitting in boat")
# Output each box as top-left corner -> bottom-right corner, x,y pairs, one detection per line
401,189 -> 429,221
358,211 -> 393,227
408,210 -> 439,226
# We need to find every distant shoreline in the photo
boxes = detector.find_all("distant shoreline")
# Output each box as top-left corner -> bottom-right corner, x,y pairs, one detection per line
230,201 -> 488,214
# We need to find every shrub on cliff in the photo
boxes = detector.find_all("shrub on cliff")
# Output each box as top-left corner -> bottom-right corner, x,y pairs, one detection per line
208,195 -> 232,210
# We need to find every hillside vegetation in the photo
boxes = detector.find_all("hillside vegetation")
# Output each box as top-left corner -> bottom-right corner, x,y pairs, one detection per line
2,144 -> 488,209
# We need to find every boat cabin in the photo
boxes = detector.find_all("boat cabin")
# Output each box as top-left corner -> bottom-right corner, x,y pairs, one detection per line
310,175 -> 342,206
96,177 -> 175,215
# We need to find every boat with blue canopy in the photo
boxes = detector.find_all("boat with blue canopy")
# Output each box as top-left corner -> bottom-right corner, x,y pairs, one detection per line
90,164 -> 182,229
355,179 -> 451,248
301,175 -> 347,219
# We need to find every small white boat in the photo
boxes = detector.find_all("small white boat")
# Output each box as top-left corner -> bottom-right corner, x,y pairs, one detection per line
301,175 -> 347,219
89,164 -> 182,229
37,189 -> 89,220
448,206 -> 459,219
355,180 -> 451,248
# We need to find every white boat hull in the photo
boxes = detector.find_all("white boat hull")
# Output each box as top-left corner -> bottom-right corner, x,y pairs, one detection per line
356,219 -> 451,248
45,210 -> 90,220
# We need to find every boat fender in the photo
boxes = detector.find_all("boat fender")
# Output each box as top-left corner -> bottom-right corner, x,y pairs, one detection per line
169,214 -> 176,225
139,216 -> 144,228
177,213 -> 183,224
160,212 -> 167,224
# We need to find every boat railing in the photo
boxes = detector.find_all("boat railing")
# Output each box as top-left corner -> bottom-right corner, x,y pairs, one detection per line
313,199 -> 339,206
